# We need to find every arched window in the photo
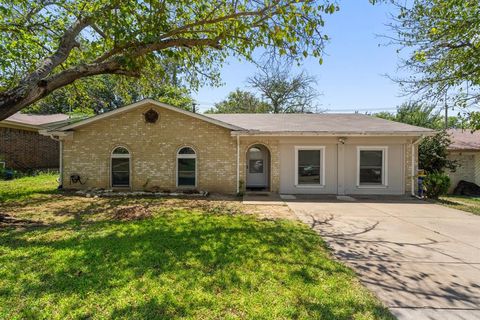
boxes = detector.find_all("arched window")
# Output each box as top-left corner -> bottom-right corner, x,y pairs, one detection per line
177,147 -> 196,187
111,146 -> 130,187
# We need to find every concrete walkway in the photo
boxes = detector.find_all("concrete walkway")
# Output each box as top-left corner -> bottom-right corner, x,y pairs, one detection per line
286,197 -> 480,320
242,193 -> 285,205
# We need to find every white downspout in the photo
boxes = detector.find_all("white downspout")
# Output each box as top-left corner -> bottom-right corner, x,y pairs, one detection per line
48,134 -> 63,188
236,135 -> 240,194
411,136 -> 424,196
59,139 -> 63,187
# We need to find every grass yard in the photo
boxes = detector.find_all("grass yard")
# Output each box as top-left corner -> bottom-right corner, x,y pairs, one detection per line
0,172 -> 58,203
438,195 -> 480,215
0,174 -> 392,320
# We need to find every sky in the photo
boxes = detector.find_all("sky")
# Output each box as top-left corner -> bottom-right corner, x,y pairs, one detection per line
193,1 -> 407,114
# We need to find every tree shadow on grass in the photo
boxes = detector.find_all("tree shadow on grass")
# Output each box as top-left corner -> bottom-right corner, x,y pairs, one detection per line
0,212 -> 393,319
108,297 -> 190,319
0,195 -> 165,230
0,188 -> 59,204
435,198 -> 461,206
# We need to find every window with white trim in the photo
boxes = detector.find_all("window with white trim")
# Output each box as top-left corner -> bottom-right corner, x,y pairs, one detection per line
111,146 -> 130,187
295,147 -> 325,186
357,147 -> 387,186
177,147 -> 196,187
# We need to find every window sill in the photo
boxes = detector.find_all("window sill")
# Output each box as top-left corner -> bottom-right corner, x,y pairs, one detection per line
295,184 -> 325,188
356,185 -> 388,189
112,186 -> 131,190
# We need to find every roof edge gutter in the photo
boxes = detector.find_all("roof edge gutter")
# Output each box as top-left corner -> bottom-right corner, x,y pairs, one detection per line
231,131 -> 435,137
39,129 -> 73,138
0,120 -> 42,130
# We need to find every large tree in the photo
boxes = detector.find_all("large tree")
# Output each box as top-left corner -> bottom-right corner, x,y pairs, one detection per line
374,102 -> 458,173
24,58 -> 194,115
418,131 -> 457,173
375,101 -> 476,130
0,0 -> 337,120
375,102 -> 442,129
204,89 -> 270,114
24,75 -> 194,115
247,65 -> 319,113
387,1 -> 480,115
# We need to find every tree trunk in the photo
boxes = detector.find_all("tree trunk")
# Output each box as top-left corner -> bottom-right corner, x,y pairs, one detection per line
0,61 -> 138,120
0,85 -> 49,119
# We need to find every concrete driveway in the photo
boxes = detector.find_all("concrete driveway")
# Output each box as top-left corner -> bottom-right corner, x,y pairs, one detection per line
286,197 -> 480,320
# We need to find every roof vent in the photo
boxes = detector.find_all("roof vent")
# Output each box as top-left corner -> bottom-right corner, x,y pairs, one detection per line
144,109 -> 159,124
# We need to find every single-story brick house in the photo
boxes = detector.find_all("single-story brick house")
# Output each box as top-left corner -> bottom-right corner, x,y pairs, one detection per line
0,112 -> 69,170
42,99 -> 433,195
447,129 -> 480,192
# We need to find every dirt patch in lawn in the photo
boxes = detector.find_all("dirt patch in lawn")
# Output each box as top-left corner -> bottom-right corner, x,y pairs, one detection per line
0,192 -> 297,228
113,205 -> 152,221
158,195 -> 297,221
244,204 -> 297,221
0,213 -> 44,228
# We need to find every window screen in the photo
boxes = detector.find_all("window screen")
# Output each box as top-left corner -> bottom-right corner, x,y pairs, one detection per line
112,158 -> 130,186
178,158 -> 196,186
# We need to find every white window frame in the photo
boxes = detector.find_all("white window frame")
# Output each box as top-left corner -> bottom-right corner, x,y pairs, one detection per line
294,146 -> 326,188
111,146 -> 131,188
356,146 -> 388,188
176,146 -> 197,188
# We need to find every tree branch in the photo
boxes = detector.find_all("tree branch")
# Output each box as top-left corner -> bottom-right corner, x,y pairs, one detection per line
22,18 -> 91,86
0,60 -> 138,119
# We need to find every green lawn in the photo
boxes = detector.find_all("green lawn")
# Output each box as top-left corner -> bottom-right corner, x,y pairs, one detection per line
438,195 -> 480,215
0,174 -> 392,319
0,173 -> 58,203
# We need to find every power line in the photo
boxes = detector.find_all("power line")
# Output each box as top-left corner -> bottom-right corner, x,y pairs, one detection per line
194,100 -> 400,113
194,100 -> 479,114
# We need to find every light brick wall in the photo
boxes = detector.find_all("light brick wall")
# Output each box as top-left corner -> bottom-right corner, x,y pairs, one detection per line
60,104 -> 421,195
476,154 -> 480,186
447,151 -> 479,192
62,104 -> 237,193
404,141 -> 419,195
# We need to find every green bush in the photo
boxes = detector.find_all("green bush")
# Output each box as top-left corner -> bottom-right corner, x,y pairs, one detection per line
423,172 -> 451,199
0,168 -> 58,180
0,167 -> 18,180
419,131 -> 458,174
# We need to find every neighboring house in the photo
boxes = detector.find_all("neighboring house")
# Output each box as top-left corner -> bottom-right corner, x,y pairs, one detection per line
0,113 -> 69,170
447,129 -> 480,192
42,99 -> 433,195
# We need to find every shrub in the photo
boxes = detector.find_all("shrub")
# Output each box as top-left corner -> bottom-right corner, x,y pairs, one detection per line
423,172 -> 451,199
419,131 -> 458,173
0,168 -> 58,180
0,167 -> 19,180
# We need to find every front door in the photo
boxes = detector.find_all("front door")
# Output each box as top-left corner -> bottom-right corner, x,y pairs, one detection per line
246,146 -> 268,189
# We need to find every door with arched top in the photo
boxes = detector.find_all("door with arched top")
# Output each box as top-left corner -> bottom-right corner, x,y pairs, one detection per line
246,144 -> 270,190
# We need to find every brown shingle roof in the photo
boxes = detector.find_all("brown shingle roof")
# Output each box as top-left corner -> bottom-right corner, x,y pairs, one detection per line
447,129 -> 480,151
45,98 -> 433,136
206,113 -> 433,134
4,112 -> 69,127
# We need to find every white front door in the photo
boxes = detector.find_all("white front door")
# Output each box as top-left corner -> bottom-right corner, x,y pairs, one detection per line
247,146 -> 268,188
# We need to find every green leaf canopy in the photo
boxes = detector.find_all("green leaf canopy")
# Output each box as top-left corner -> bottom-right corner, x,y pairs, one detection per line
0,0 -> 338,119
